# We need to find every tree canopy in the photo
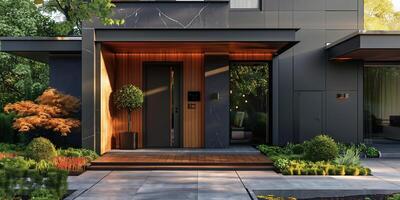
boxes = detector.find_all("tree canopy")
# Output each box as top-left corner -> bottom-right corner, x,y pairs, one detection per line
36,0 -> 124,35
0,0 -> 121,110
0,0 -> 63,109
365,0 -> 400,30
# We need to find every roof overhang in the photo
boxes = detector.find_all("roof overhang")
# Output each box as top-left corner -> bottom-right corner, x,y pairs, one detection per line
0,37 -> 82,63
327,30 -> 400,62
96,28 -> 299,56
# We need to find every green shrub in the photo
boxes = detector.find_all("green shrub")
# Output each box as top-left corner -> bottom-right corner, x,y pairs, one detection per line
357,143 -> 368,153
0,157 -> 68,199
258,145 -> 288,157
307,168 -> 318,175
335,165 -> 346,176
0,113 -> 16,143
366,147 -> 380,158
305,135 -> 339,161
25,137 -> 57,161
388,193 -> 400,200
317,168 -> 326,175
345,166 -> 360,176
273,157 -> 290,172
334,147 -> 361,166
328,166 -> 336,175
292,144 -> 305,154
0,156 -> 35,170
0,143 -> 24,153
35,160 -> 54,174
31,189 -> 58,200
57,148 -> 99,161
359,167 -> 369,176
285,143 -> 305,155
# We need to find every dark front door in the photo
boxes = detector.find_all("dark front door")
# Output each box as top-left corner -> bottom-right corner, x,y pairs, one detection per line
143,62 -> 182,148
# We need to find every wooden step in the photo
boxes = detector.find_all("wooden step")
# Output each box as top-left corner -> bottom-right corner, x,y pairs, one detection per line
87,164 -> 275,171
90,161 -> 273,166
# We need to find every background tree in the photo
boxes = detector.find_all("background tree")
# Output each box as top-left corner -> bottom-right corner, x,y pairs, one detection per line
0,0 -> 62,109
230,64 -> 269,111
36,0 -> 124,35
365,0 -> 400,30
4,88 -> 81,136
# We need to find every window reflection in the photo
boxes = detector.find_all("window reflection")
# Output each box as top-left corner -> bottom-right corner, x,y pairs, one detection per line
364,65 -> 400,142
230,62 -> 270,145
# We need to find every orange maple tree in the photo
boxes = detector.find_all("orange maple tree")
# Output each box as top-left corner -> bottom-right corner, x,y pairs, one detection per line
4,88 -> 81,136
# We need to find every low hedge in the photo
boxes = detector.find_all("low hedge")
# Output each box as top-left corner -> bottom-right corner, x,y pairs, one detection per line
57,148 -> 99,162
281,160 -> 371,176
0,157 -> 68,199
258,135 -> 373,176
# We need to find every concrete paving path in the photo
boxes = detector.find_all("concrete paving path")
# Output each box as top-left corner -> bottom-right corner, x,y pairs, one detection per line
66,159 -> 400,200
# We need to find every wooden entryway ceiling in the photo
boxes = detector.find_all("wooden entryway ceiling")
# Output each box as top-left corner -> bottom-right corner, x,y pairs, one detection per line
102,41 -> 285,55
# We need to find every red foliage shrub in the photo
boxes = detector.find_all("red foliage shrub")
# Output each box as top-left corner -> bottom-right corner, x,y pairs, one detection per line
53,156 -> 88,173
0,152 -> 16,159
4,88 -> 80,135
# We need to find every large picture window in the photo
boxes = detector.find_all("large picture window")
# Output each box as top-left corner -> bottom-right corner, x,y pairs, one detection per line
364,65 -> 400,142
229,62 -> 271,145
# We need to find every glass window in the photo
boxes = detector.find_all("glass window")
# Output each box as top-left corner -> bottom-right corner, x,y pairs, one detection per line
364,65 -> 400,142
230,62 -> 271,145
230,0 -> 260,9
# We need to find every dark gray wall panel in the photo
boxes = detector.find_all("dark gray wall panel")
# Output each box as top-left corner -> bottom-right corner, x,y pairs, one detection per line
326,91 -> 358,143
326,0 -> 358,11
295,91 -> 323,142
265,11 -> 279,28
263,0 -> 279,11
326,30 -> 357,43
293,30 -> 326,91
204,54 -> 230,148
279,0 -> 293,11
81,28 -> 96,151
326,11 -> 358,29
49,55 -> 82,99
279,12 -> 293,28
294,0 -> 325,11
326,61 -> 358,91
277,50 -> 294,145
293,11 -> 325,29
229,11 -> 265,28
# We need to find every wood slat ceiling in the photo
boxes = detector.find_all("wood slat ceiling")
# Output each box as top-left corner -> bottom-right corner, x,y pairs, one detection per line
102,41 -> 287,54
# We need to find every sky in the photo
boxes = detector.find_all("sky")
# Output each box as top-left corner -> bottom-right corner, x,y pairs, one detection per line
394,0 -> 400,11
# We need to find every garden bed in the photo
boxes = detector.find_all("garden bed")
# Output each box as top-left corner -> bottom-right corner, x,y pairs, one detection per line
10,190 -> 76,200
0,139 -> 99,199
258,135 -> 379,176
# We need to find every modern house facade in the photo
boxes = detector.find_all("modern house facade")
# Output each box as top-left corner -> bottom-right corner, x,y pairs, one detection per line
1,0 -> 399,154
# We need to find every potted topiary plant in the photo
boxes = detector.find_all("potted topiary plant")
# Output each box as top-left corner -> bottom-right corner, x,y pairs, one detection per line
113,84 -> 143,149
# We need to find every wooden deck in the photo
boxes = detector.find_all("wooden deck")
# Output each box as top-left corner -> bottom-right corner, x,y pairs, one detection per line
89,151 -> 273,171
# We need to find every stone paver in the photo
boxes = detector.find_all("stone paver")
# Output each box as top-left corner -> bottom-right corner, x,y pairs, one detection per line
67,159 -> 400,200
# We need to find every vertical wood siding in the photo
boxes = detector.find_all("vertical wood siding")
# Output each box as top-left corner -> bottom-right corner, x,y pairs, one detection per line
100,48 -> 115,154
102,53 -> 204,149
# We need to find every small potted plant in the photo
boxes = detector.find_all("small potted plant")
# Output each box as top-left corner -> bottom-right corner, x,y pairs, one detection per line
113,84 -> 143,149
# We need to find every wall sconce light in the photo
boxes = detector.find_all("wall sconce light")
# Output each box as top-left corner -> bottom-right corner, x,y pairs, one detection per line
336,93 -> 349,100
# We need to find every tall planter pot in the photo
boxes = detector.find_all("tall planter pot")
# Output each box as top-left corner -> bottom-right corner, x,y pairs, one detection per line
120,132 -> 138,150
